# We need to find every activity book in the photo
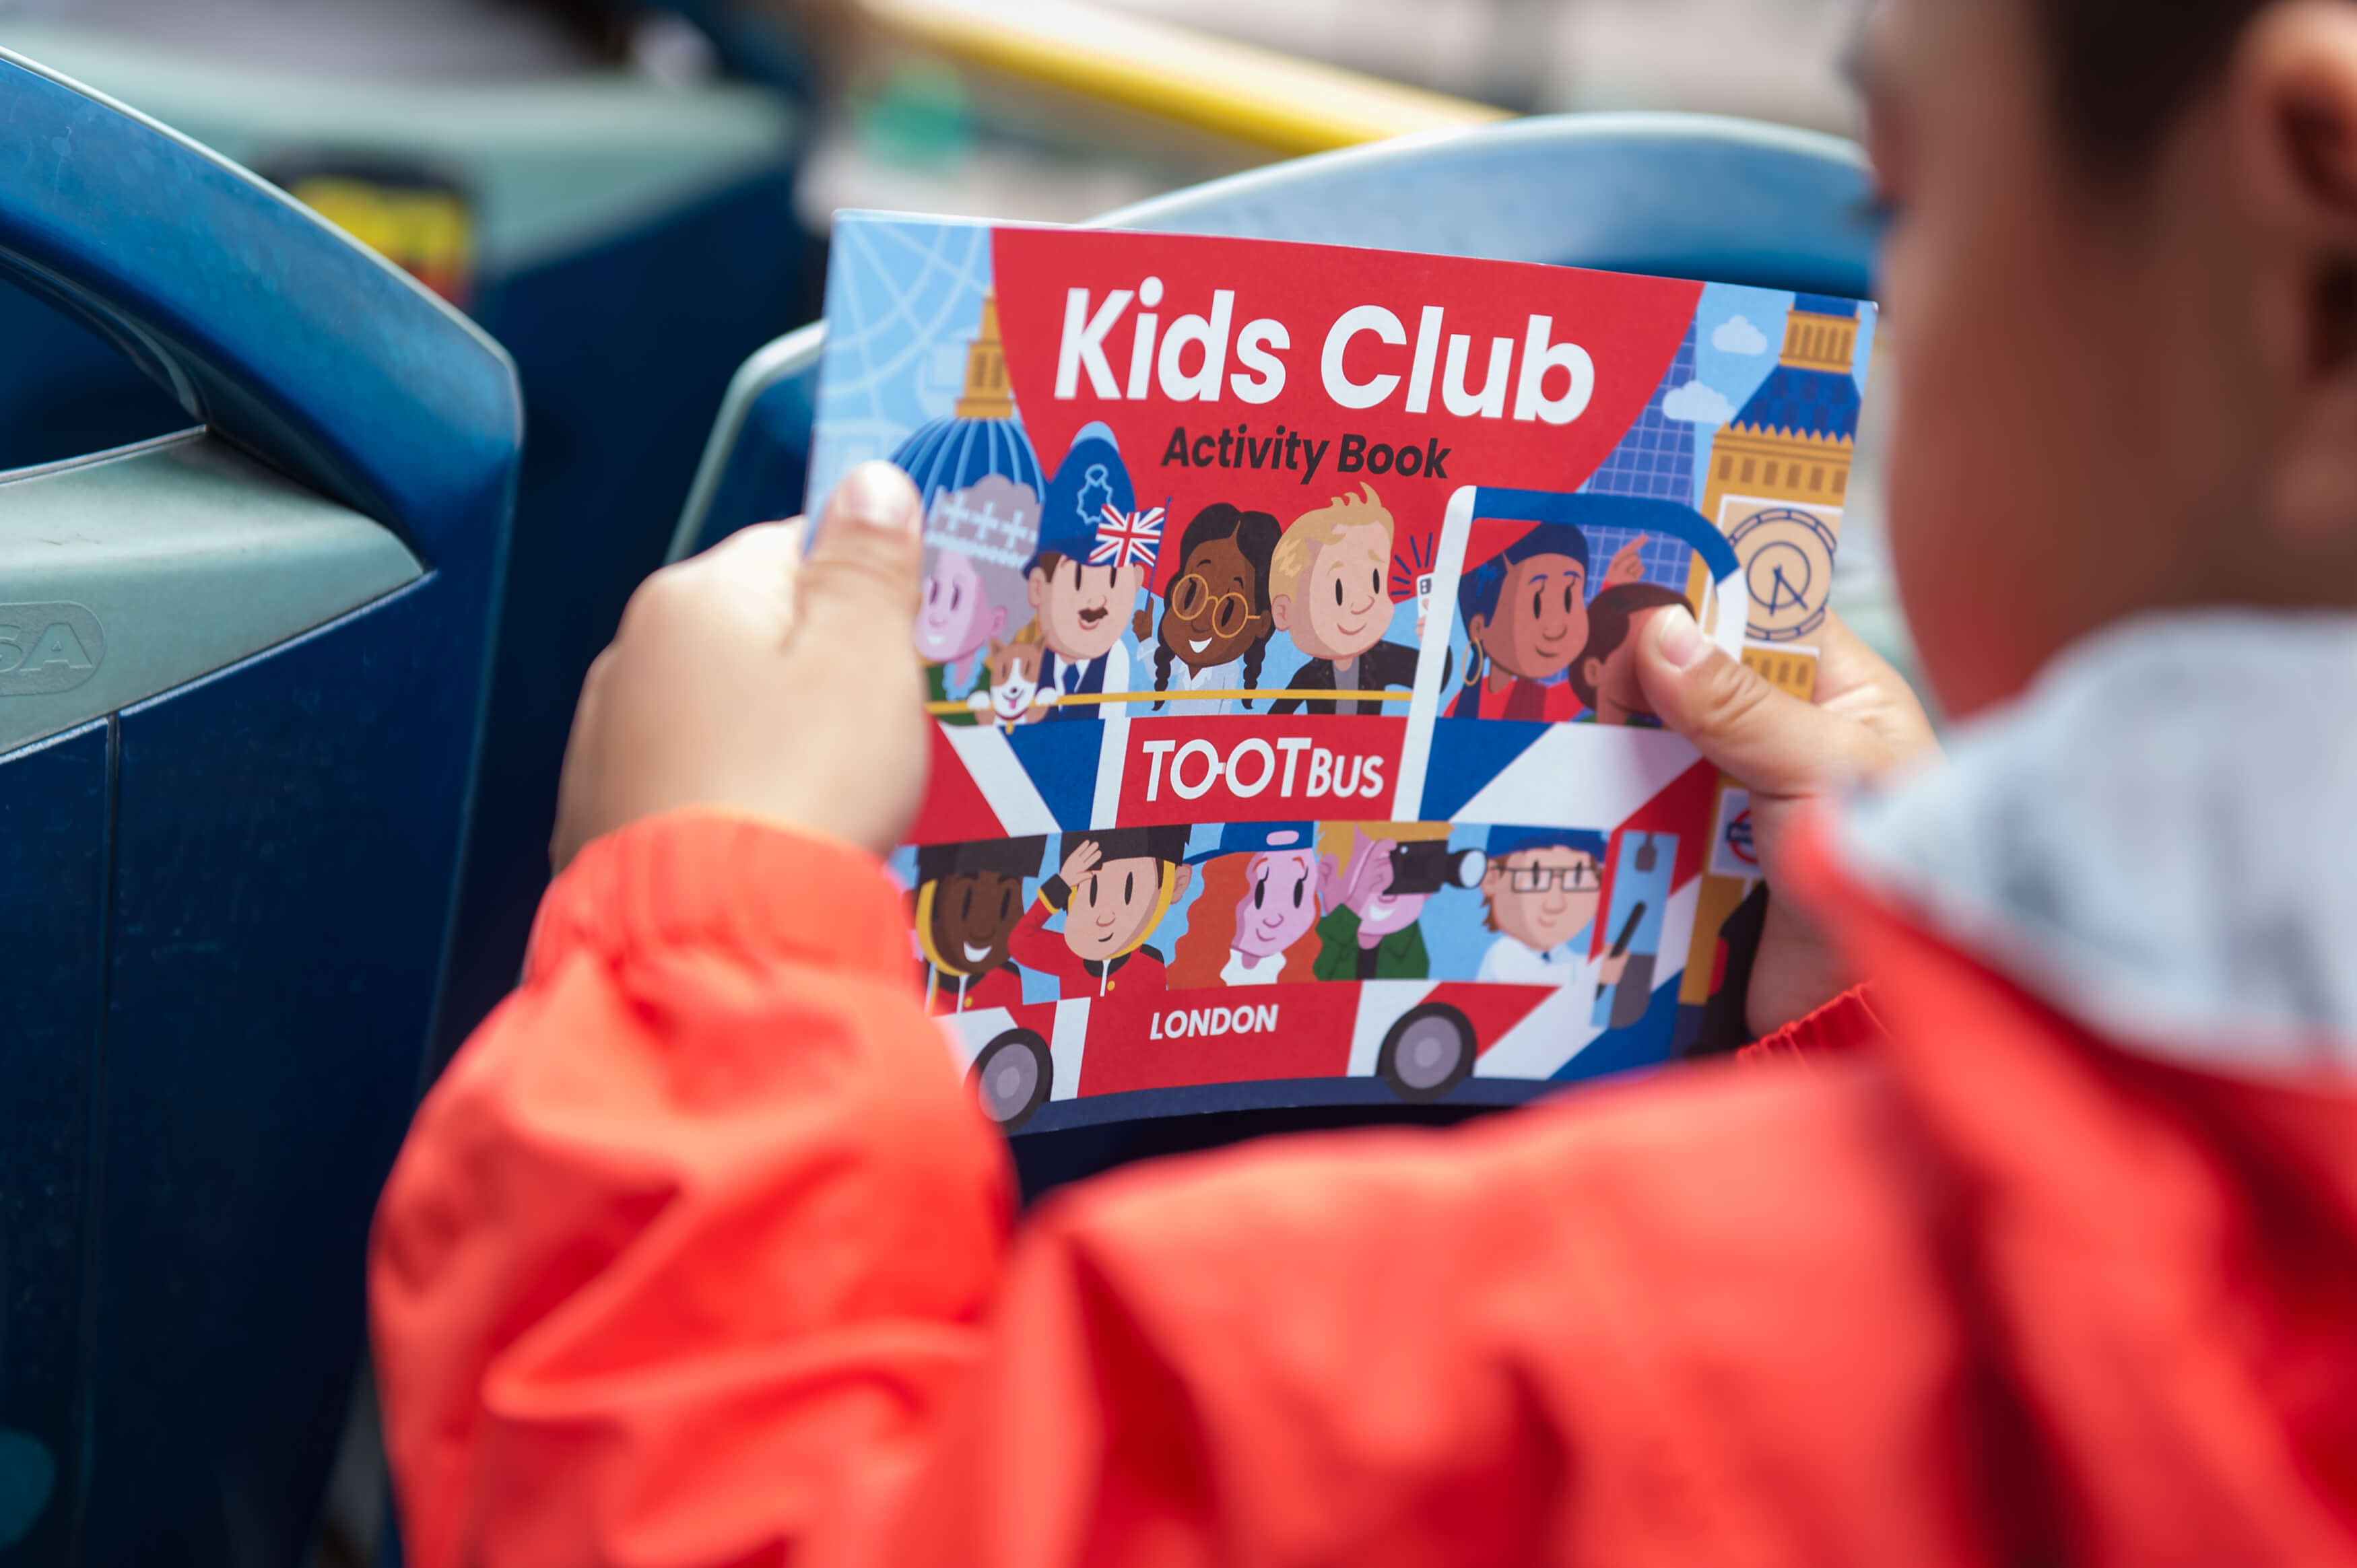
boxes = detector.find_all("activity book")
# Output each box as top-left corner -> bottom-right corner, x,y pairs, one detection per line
807,211 -> 1876,1132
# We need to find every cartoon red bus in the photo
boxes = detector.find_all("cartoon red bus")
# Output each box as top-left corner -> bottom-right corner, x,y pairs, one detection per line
906,484 -> 1749,1132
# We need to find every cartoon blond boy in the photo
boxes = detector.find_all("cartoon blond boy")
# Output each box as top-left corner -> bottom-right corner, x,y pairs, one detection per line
1267,484 -> 1418,716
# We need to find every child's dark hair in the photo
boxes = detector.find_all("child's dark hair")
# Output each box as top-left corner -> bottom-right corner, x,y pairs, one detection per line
2034,0 -> 2263,174
1569,583 -> 1689,708
1152,503 -> 1284,709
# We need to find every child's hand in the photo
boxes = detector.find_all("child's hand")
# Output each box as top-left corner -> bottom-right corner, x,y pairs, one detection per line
550,463 -> 929,870
1635,607 -> 1938,1033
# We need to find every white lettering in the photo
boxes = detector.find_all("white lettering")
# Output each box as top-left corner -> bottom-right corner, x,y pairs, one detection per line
1358,753 -> 1387,800
1306,747 -> 1335,798
1230,318 -> 1289,405
1056,287 -> 1132,400
1443,333 -> 1514,419
1126,312 -> 1158,399
1226,737 -> 1277,797
1170,739 -> 1224,800
1513,314 -> 1595,425
1158,289 -> 1236,403
1153,1004 -> 1280,1039
1139,737 -> 1178,800
1321,304 -> 1405,410
1403,305 -> 1443,414
1277,735 -> 1313,795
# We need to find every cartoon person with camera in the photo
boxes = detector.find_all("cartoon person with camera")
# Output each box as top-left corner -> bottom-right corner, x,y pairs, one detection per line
1311,821 -> 1484,982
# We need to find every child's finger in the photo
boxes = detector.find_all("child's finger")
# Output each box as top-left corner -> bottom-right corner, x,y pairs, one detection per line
1634,606 -> 1890,798
797,463 -> 923,659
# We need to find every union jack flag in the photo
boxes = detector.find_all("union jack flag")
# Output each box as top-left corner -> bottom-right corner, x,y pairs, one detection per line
1088,502 -> 1164,570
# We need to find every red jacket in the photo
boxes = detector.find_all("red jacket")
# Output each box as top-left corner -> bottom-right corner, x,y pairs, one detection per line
924,961 -> 1024,1015
370,808 -> 2357,1567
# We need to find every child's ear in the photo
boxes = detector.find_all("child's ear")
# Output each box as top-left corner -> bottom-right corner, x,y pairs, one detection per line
1271,594 -> 1293,631
2236,2 -> 2357,541
1584,656 -> 1605,689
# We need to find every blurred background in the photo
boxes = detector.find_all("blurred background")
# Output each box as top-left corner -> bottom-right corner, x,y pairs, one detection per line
0,3 -> 1877,1565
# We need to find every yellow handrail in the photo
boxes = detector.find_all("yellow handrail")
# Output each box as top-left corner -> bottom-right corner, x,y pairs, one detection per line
861,0 -> 1511,156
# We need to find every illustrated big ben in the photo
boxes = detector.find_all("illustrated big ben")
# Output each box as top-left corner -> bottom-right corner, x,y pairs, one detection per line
1680,296 -> 1867,1009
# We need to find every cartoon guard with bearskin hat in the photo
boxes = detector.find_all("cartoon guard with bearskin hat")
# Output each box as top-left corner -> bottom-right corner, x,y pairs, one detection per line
1008,827 -> 1194,998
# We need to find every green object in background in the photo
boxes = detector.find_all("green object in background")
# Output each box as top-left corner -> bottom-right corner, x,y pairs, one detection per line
855,58 -> 974,169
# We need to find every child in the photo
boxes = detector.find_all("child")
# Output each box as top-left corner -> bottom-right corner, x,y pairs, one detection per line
376,1 -> 2357,1560
1446,520 -> 1649,720
1166,823 -> 1321,988
1570,582 -> 1691,726
1141,502 -> 1282,715
1265,484 -> 1418,714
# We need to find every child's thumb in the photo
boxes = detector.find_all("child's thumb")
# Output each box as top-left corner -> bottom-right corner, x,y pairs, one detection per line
797,461 -> 925,656
1634,606 -> 1884,798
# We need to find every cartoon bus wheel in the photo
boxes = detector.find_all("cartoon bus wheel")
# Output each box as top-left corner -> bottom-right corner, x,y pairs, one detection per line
969,1027 -> 1053,1130
1376,1004 -> 1475,1103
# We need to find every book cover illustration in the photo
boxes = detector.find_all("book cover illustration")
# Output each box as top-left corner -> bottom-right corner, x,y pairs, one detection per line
807,212 -> 1875,1132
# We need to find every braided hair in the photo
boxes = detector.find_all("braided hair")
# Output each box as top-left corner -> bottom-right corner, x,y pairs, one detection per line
1152,636 -> 1176,708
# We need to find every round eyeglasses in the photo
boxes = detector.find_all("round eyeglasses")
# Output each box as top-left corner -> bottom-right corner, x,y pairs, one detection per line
1168,574 -> 1254,639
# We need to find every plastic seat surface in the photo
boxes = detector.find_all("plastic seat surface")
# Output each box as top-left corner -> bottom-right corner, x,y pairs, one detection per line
0,18 -> 814,1062
0,49 -> 519,1566
671,112 -> 1880,561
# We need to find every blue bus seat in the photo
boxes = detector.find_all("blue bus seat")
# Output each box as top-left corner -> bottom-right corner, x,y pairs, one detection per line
0,14 -> 815,1061
0,48 -> 520,1566
667,111 -> 1880,564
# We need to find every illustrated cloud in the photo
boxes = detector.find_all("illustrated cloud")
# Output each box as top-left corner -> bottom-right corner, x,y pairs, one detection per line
1712,315 -> 1769,355
1661,379 -> 1735,424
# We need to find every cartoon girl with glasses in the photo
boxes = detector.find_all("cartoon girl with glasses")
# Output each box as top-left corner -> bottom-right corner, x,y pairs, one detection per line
1145,502 -> 1282,716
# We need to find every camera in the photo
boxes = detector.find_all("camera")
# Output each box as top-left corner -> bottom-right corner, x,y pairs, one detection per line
1386,840 -> 1486,895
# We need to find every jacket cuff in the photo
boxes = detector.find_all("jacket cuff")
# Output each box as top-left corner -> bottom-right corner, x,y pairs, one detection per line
1736,984 -> 1886,1067
525,808 -> 913,988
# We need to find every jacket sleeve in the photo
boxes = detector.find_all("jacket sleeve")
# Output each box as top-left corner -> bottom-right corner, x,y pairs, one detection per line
1735,984 -> 1887,1066
368,809 -> 1014,1568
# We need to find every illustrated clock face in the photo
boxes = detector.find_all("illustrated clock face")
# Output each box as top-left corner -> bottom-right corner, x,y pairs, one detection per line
1727,506 -> 1838,642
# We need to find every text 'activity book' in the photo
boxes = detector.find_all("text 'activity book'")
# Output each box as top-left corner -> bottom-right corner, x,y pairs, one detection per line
808,213 -> 1875,1133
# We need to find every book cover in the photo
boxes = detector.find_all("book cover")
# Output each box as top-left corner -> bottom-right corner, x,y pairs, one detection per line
808,211 -> 1875,1132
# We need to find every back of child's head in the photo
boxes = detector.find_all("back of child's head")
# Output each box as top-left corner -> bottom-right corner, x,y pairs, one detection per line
1865,0 -> 2357,721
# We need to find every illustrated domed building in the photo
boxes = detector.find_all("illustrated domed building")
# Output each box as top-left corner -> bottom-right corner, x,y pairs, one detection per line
893,293 -> 1048,718
889,292 -> 1047,513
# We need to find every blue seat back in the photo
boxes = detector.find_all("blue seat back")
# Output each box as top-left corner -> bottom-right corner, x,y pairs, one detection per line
0,50 -> 519,1565
671,111 -> 1880,560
